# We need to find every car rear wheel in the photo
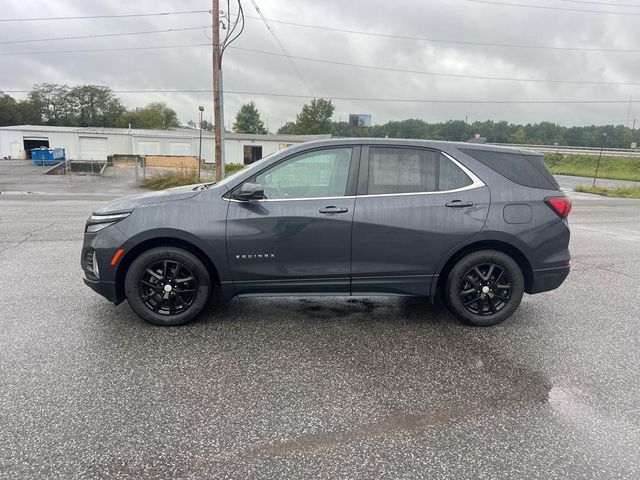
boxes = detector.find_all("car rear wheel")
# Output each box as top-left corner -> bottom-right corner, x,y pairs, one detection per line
124,247 -> 211,326
445,250 -> 524,326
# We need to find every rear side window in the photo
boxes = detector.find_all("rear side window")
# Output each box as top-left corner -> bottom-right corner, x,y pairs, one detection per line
367,147 -> 473,194
460,149 -> 559,190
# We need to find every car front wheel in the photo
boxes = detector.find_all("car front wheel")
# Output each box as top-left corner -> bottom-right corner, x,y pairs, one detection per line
124,247 -> 211,326
445,250 -> 524,326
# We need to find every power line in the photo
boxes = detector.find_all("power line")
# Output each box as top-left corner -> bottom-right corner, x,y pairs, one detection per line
5,88 -> 640,104
0,43 -> 211,56
5,40 -> 640,86
0,26 -> 211,45
242,15 -> 640,54
560,0 -> 640,7
3,11 -> 638,54
228,45 -> 640,86
466,0 -> 640,15
220,1 -> 245,58
223,92 -> 640,104
0,10 -> 211,22
246,0 -> 313,96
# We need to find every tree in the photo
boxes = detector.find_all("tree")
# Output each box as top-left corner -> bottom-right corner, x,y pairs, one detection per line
0,93 -> 44,126
124,102 -> 180,129
28,83 -> 72,125
277,121 -> 296,135
66,85 -> 126,127
438,120 -> 469,142
233,101 -> 267,134
16,99 -> 42,125
24,83 -> 126,127
294,98 -> 335,134
0,94 -> 21,126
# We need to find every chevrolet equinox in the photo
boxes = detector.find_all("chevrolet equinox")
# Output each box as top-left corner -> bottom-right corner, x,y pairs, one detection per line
82,139 -> 571,326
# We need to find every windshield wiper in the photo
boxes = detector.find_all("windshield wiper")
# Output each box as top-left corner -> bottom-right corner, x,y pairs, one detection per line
193,182 -> 216,191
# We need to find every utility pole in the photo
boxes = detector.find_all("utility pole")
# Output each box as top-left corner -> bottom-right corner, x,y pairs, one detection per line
212,0 -> 222,181
211,0 -> 243,177
464,115 -> 468,140
198,105 -> 204,181
593,132 -> 607,187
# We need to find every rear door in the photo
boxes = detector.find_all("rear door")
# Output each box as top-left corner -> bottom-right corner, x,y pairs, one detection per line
351,145 -> 490,295
226,146 -> 359,295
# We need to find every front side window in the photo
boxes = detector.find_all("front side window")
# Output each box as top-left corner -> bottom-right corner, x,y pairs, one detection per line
367,147 -> 473,195
253,147 -> 352,199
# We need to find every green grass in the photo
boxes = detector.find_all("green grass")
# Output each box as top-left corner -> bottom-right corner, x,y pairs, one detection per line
544,153 -> 640,182
201,163 -> 246,174
574,183 -> 640,198
142,168 -> 201,190
142,163 -> 246,190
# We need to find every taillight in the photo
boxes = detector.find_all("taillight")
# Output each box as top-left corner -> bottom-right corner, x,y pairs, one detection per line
545,196 -> 572,218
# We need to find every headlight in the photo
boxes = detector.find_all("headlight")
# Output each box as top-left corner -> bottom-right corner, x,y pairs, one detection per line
86,212 -> 131,233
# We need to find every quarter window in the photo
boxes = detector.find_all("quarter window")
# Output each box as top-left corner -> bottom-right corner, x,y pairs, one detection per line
438,154 -> 474,191
367,147 -> 473,195
253,147 -> 352,199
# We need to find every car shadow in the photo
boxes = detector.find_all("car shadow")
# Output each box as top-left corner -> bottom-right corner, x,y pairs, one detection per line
201,295 -> 458,327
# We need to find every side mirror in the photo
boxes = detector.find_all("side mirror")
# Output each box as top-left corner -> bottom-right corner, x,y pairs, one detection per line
234,182 -> 265,201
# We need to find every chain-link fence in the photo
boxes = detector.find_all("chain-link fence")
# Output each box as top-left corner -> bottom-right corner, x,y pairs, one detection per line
1,156 -> 244,193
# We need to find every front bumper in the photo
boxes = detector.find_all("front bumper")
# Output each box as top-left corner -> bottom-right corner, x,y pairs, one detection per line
83,277 -> 121,304
81,222 -> 129,305
528,265 -> 570,294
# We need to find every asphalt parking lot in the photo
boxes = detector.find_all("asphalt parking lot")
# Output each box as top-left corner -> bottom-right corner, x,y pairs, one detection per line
1,190 -> 639,479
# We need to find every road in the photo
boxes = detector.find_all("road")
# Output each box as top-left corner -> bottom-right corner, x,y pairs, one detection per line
0,193 -> 639,479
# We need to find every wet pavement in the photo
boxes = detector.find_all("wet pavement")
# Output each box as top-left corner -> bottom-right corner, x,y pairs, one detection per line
0,194 -> 639,479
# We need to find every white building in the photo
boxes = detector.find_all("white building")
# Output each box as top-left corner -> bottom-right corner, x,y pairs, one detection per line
0,125 -> 330,165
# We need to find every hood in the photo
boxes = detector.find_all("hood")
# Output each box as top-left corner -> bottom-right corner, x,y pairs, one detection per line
93,184 -> 207,214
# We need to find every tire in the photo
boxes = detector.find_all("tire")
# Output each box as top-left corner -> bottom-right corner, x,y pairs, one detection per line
124,247 -> 212,326
445,250 -> 524,327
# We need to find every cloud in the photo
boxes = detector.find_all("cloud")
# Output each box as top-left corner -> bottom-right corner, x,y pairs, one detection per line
1,0 -> 639,127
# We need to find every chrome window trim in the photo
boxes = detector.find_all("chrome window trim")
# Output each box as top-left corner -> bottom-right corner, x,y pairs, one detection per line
224,151 -> 485,203
226,195 -> 356,203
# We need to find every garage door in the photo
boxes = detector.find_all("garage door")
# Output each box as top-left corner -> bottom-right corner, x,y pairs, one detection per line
79,136 -> 108,161
169,142 -> 191,155
136,141 -> 160,155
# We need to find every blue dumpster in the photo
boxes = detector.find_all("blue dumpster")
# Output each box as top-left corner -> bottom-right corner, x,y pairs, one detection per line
31,147 -> 65,166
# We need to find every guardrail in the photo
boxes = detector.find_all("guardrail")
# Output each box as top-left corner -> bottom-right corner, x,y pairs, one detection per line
492,143 -> 640,157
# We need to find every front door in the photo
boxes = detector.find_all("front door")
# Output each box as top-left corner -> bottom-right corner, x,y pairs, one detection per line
351,146 -> 490,295
226,146 -> 359,295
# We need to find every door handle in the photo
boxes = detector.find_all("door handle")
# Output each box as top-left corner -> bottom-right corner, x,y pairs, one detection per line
445,200 -> 474,208
319,206 -> 349,214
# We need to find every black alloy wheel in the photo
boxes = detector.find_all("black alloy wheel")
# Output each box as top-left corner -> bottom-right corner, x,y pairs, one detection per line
125,247 -> 211,326
138,260 -> 198,316
458,263 -> 512,316
445,250 -> 524,326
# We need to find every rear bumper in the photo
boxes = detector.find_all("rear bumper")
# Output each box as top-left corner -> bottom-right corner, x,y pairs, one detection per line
528,265 -> 570,294
83,277 -> 120,304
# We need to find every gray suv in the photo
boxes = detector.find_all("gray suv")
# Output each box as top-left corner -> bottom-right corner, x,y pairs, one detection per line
81,139 -> 571,327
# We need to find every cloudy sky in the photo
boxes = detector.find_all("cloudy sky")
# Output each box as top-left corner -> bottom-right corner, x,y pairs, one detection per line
2,0 -> 640,129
